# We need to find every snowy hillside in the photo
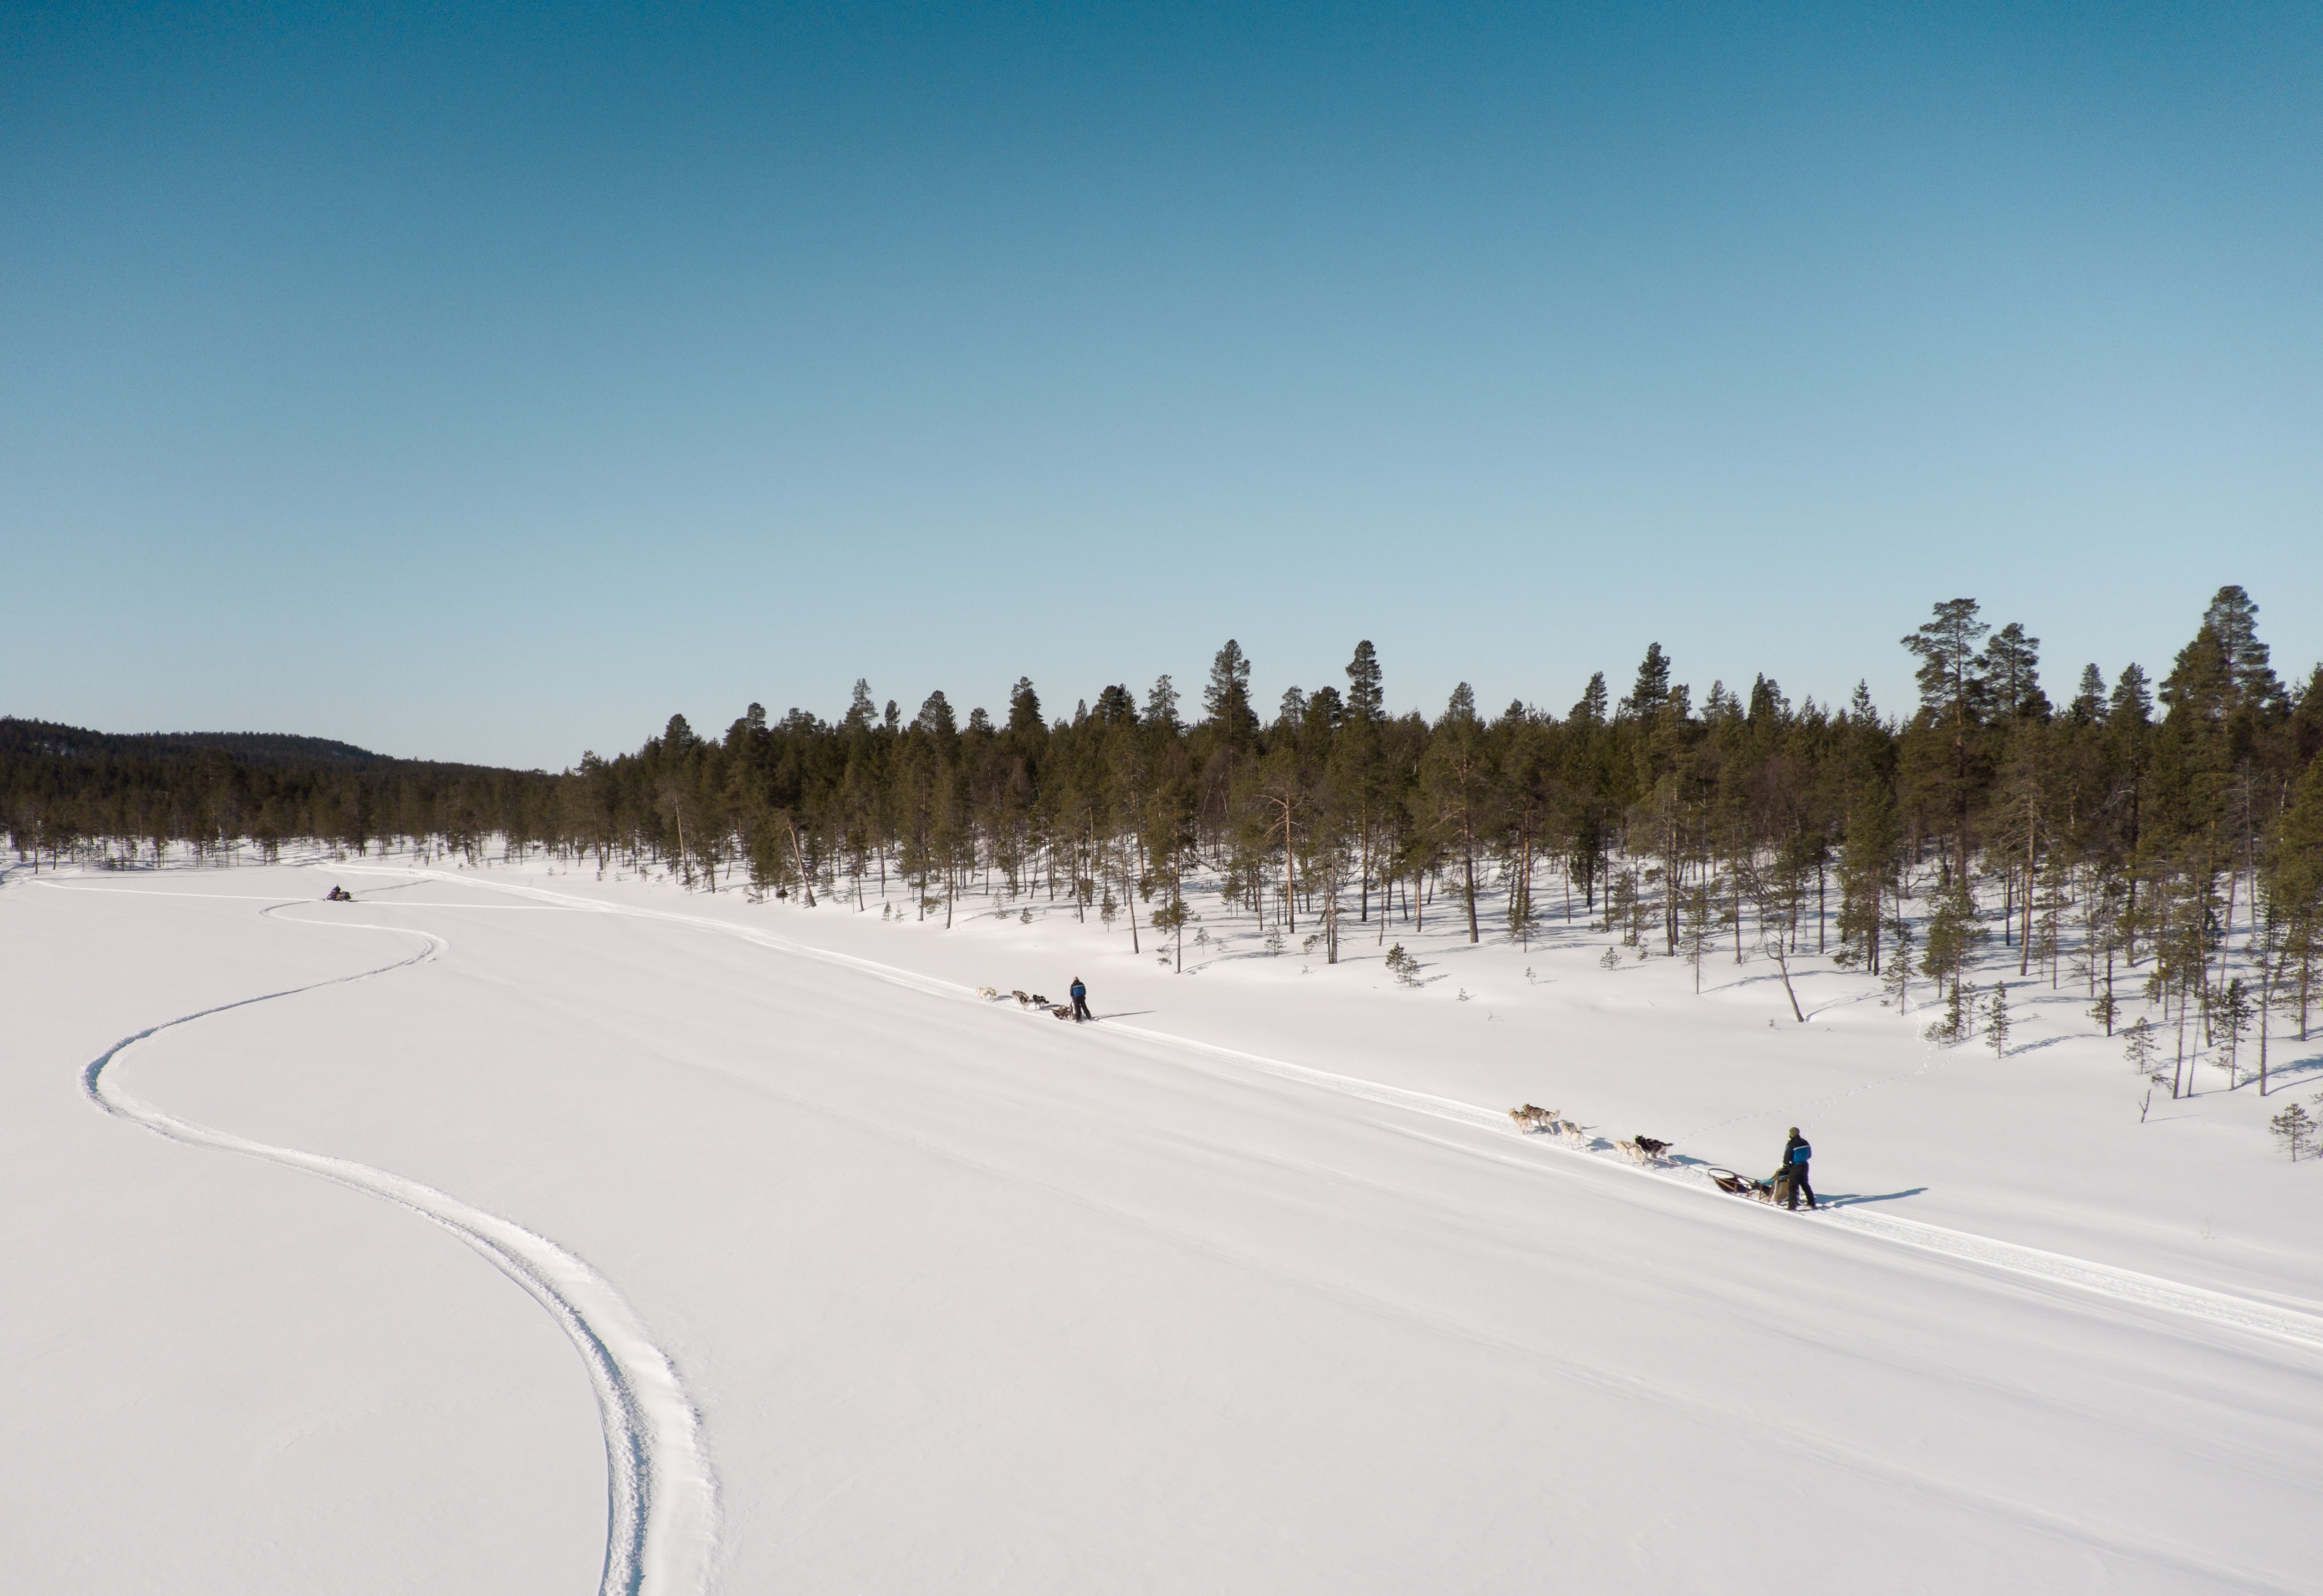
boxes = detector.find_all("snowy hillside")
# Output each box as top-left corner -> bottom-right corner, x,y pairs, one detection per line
3,848 -> 2318,1593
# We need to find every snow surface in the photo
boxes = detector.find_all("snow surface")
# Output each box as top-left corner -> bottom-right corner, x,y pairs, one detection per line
3,851 -> 2320,1593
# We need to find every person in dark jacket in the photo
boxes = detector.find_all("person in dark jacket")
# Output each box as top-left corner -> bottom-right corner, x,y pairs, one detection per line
1070,977 -> 1090,1022
1777,1127 -> 1815,1210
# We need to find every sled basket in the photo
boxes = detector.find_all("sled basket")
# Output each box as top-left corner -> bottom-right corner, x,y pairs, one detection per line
1705,1167 -> 1769,1198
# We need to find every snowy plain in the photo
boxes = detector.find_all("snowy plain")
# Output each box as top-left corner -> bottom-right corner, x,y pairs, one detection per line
3,848 -> 2320,1593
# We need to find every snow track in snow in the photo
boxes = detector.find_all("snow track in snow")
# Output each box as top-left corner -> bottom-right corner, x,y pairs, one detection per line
340,863 -> 2323,1359
60,887 -> 719,1596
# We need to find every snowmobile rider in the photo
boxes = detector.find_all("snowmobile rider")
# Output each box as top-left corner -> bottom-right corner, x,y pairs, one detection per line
1777,1127 -> 1815,1211
1070,977 -> 1090,1022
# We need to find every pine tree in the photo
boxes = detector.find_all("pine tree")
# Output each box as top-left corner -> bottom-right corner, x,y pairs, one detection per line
1621,645 -> 1672,719
2267,1101 -> 2314,1161
1902,598 -> 1991,877
1985,981 -> 2011,1057
1979,622 -> 2047,722
1682,874 -> 1718,992
2215,976 -> 2253,1087
2264,756 -> 2323,1041
2123,1015 -> 2162,1085
1419,686 -> 1490,943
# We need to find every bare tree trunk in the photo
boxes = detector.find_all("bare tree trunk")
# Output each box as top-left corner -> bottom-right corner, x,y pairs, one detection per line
2019,821 -> 2035,976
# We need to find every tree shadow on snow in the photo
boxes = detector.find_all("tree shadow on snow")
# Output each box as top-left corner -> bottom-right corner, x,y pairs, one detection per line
2261,1051 -> 2323,1084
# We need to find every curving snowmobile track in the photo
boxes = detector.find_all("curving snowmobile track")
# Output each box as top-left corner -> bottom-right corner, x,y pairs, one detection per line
62,889 -> 719,1596
337,864 -> 2323,1359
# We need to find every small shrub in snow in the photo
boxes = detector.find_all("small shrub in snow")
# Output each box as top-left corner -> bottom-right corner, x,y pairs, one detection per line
1599,946 -> 1621,971
2089,988 -> 2119,1035
1384,944 -> 1422,987
2123,1017 -> 2165,1090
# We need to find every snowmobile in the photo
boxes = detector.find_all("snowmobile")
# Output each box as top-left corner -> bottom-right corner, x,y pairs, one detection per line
324,886 -> 354,902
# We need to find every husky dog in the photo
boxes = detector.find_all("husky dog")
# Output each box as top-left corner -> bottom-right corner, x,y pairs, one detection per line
1030,993 -> 1051,1007
1556,1120 -> 1589,1146
1013,990 -> 1034,1006
1617,1136 -> 1672,1165
975,987 -> 999,1000
1509,1104 -> 1561,1132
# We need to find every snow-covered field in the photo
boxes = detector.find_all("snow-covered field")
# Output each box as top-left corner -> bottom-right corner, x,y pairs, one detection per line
5,851 -> 2320,1593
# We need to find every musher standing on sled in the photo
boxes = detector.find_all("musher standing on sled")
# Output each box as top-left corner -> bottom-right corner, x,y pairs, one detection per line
1776,1127 -> 1815,1211
1070,976 -> 1090,1022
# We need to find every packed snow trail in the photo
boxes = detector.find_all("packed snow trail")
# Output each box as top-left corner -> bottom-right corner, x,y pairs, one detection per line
62,888 -> 719,1596
336,864 -> 2323,1358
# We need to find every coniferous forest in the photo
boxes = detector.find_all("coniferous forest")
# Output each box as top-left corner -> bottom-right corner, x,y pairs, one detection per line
9,588 -> 2323,1068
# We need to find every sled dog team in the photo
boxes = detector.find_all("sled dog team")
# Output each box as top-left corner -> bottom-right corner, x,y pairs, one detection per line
1509,1109 -> 1816,1211
973,980 -> 1093,1022
963,987 -> 1822,1208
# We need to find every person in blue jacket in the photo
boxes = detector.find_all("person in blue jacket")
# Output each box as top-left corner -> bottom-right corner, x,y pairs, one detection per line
1776,1127 -> 1815,1211
1070,976 -> 1090,1022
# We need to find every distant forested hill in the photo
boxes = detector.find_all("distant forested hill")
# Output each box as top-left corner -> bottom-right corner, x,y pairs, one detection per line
0,719 -> 387,767
0,716 -> 556,856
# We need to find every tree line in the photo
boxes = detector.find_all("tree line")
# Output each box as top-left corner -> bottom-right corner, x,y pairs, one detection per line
8,588 -> 2322,1068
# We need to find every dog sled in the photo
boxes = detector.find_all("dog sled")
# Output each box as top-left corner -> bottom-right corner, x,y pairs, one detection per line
1705,1167 -> 1790,1204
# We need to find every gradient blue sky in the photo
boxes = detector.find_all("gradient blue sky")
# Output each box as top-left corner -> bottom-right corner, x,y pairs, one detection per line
4,2 -> 2317,767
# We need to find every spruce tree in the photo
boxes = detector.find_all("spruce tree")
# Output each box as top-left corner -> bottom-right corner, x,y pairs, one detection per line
1882,921 -> 1916,1010
1345,640 -> 1384,722
1144,674 -> 1181,733
1203,640 -> 1258,742
1570,671 -> 1610,727
2069,664 -> 2107,725
1008,677 -> 1044,737
2202,584 -> 2280,709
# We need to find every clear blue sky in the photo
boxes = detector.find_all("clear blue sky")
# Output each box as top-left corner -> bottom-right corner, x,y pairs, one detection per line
4,2 -> 2316,767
